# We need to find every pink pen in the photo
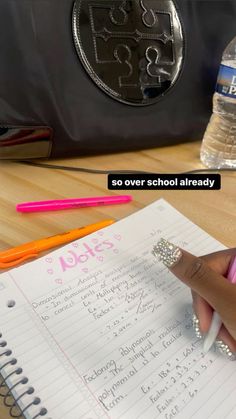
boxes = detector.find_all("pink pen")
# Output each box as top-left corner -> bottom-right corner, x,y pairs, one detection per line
16,195 -> 132,213
203,255 -> 236,353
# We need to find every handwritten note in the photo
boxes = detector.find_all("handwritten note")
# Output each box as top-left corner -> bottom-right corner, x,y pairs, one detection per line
0,199 -> 235,419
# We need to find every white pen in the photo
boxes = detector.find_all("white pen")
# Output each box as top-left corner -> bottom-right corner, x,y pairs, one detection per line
203,256 -> 236,353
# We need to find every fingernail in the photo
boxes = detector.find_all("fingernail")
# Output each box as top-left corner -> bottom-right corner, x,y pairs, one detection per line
192,313 -> 203,339
215,340 -> 236,361
152,238 -> 182,268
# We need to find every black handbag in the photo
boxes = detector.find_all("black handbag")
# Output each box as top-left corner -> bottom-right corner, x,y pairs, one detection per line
0,0 -> 235,160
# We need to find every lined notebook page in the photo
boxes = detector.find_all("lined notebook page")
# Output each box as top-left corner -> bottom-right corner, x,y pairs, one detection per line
0,199 -> 235,419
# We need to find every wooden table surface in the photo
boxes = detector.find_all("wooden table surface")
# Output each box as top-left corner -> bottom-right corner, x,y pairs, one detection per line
0,141 -> 235,418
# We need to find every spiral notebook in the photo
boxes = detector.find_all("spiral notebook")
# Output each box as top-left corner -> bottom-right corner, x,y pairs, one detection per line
0,199 -> 236,419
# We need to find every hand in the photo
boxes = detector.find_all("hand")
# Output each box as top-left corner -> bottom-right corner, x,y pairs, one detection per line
153,240 -> 236,352
172,247 -> 236,351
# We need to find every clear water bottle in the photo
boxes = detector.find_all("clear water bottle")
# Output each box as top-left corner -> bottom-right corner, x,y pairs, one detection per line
200,36 -> 236,168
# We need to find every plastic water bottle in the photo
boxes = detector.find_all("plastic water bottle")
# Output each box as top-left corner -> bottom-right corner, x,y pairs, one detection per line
200,36 -> 236,168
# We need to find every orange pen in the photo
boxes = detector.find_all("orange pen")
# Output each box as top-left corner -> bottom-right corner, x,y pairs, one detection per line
0,219 -> 114,269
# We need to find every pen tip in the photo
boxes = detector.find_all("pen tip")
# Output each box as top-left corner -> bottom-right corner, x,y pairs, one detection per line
202,337 -> 213,354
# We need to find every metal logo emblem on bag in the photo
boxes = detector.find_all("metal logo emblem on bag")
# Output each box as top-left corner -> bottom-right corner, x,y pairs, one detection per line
72,0 -> 184,106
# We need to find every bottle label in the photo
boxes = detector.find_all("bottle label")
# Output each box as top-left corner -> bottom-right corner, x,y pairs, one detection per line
216,64 -> 236,98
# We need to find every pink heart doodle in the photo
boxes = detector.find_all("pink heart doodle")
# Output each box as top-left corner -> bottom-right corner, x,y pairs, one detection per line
72,242 -> 78,248
55,278 -> 63,285
82,268 -> 89,273
47,269 -> 54,275
114,234 -> 122,241
97,256 -> 104,262
45,257 -> 53,263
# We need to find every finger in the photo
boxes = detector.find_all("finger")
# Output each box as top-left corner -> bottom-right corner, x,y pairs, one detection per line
192,249 -> 236,329
152,238 -> 236,316
191,291 -> 213,333
192,291 -> 236,351
201,248 -> 236,276
217,325 -> 236,352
